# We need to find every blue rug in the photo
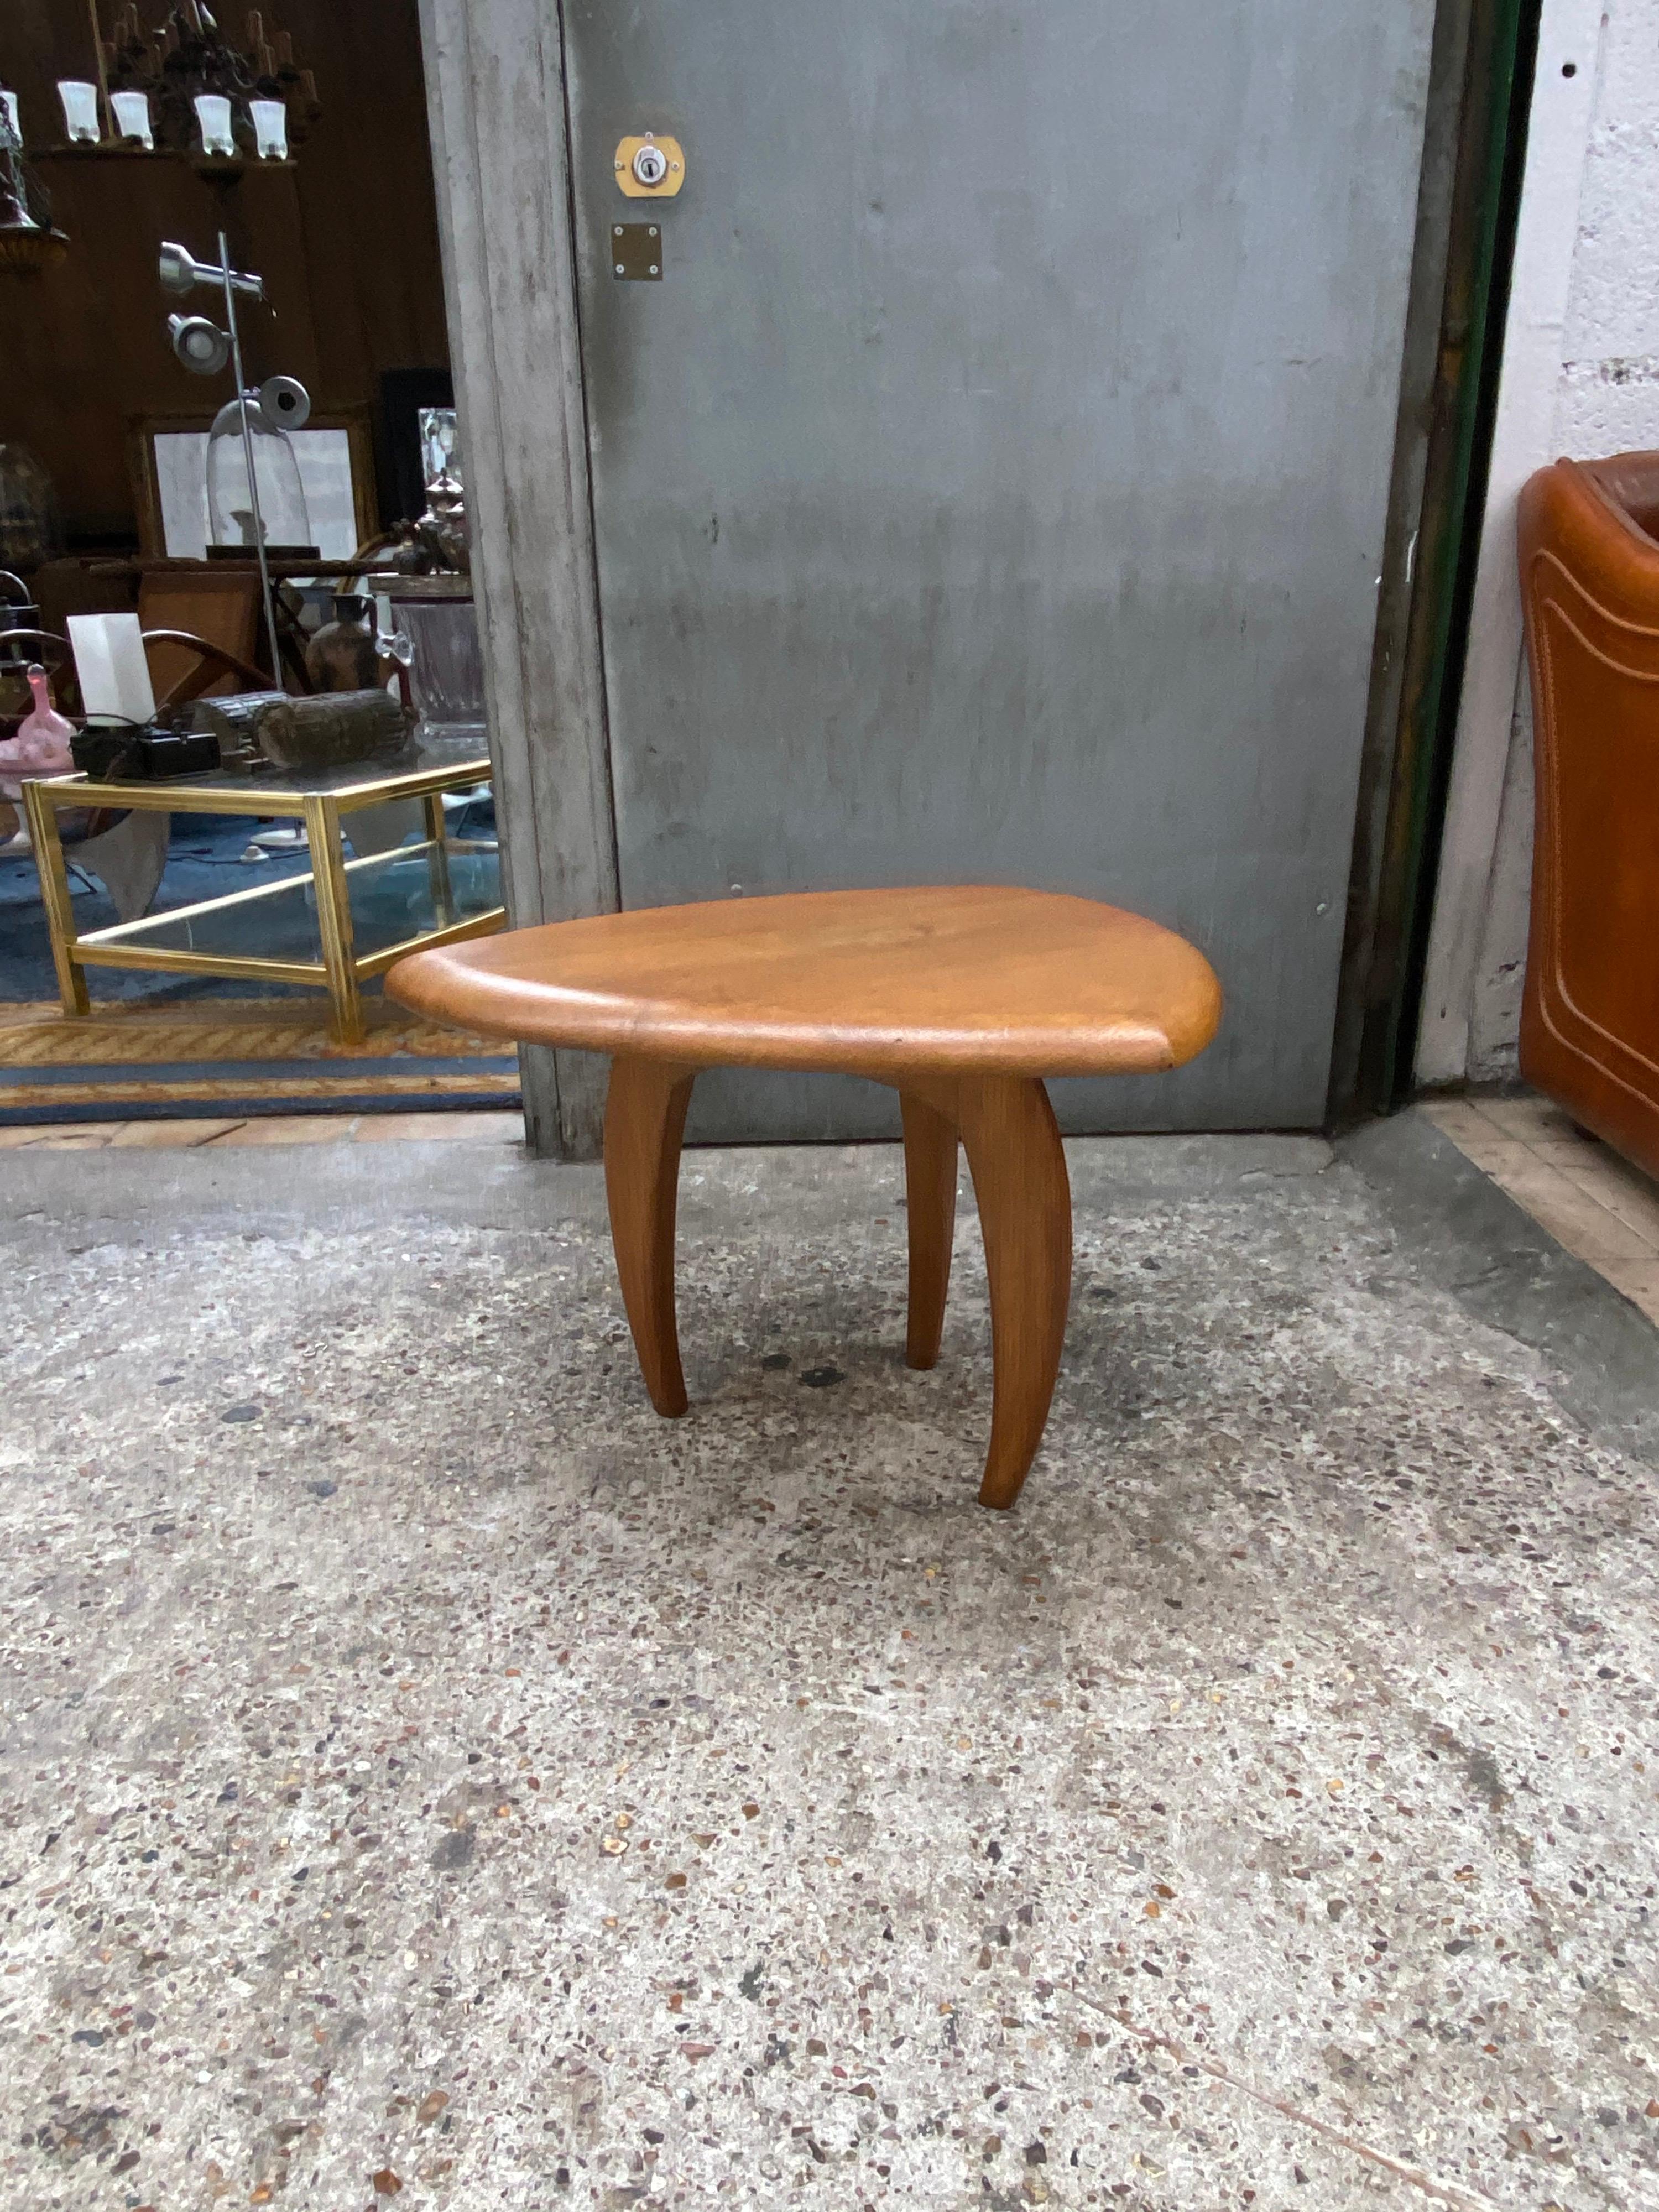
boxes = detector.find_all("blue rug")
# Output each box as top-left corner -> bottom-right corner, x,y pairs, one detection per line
0,796 -> 499,1008
0,797 -> 520,1121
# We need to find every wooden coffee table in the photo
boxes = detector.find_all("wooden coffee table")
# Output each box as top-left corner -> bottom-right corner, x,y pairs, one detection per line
387,886 -> 1220,1507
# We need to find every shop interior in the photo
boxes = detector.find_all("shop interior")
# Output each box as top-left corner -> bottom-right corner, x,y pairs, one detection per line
0,1 -> 516,1125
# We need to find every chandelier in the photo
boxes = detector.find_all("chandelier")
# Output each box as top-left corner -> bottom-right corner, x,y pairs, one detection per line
1,5 -> 320,275
100,4 -> 322,161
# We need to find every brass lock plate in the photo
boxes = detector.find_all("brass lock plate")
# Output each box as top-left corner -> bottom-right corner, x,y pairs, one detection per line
615,133 -> 685,196
611,223 -> 663,280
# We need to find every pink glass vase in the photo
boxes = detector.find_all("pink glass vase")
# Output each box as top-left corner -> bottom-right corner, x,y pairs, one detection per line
0,662 -> 75,800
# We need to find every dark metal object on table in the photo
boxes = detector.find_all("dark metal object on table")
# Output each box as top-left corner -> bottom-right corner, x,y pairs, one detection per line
71,721 -> 223,781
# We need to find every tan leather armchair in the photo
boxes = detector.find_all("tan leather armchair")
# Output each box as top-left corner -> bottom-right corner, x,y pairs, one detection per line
1517,452 -> 1659,1180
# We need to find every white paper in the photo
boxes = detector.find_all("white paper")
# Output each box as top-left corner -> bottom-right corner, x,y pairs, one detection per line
69,613 -> 157,725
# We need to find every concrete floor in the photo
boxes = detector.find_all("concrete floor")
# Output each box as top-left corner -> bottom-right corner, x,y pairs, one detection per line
2,1111 -> 1656,2212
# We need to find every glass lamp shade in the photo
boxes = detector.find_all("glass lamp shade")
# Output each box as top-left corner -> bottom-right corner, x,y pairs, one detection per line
109,90 -> 153,148
248,98 -> 288,160
206,395 -> 312,552
56,81 -> 100,143
194,93 -> 235,156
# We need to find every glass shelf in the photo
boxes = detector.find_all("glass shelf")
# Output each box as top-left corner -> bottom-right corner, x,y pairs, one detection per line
83,842 -> 502,968
24,749 -> 506,1043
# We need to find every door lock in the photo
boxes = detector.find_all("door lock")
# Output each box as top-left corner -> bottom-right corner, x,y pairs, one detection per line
614,132 -> 686,197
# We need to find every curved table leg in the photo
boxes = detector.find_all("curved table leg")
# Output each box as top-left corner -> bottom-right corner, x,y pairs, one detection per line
900,1089 -> 959,1369
604,1055 -> 697,1417
956,1074 -> 1073,1509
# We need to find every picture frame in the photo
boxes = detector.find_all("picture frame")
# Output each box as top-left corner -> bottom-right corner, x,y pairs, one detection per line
126,407 -> 379,562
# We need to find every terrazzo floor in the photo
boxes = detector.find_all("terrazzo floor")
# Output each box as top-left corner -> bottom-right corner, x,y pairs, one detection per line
2,1113 -> 1656,2212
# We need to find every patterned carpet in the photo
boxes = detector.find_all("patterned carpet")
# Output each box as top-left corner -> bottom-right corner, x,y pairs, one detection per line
0,998 -> 519,1121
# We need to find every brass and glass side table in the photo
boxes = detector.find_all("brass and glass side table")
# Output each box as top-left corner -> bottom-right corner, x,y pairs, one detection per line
22,744 -> 505,1045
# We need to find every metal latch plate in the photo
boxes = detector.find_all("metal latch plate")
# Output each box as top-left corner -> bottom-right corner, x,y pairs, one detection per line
611,224 -> 663,280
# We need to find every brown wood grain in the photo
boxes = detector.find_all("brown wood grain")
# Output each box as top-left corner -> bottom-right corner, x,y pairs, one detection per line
954,1073 -> 1074,1510
385,885 -> 1222,1078
603,1055 -> 697,1418
1518,453 -> 1659,1182
387,886 -> 1219,1509
899,1088 -> 958,1372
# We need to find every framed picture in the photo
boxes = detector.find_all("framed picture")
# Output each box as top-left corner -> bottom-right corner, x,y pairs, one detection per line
126,408 -> 378,561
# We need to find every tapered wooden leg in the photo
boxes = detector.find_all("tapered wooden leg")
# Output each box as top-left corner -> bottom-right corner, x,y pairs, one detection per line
956,1075 -> 1073,1509
900,1089 -> 958,1369
604,1055 -> 697,1416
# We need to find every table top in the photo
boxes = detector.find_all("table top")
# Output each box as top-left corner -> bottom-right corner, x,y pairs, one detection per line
32,737 -> 492,819
385,885 -> 1222,1078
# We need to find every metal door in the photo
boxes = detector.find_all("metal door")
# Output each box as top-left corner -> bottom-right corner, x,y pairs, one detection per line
560,0 -> 1436,1140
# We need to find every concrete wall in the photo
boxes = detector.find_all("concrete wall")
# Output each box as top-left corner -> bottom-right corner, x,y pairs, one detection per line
1418,0 -> 1659,1087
